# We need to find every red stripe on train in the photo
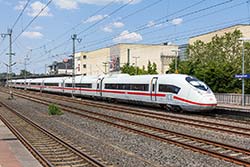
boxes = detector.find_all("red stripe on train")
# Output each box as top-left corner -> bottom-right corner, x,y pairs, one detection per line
173,96 -> 217,106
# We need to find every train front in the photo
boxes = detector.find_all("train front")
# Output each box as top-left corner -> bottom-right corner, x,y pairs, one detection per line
177,75 -> 217,112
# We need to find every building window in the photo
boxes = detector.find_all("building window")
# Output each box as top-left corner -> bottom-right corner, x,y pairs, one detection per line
83,73 -> 86,76
83,64 -> 86,68
83,55 -> 87,59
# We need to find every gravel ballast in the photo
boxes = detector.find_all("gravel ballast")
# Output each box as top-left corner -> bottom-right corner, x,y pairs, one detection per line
0,91 -> 246,167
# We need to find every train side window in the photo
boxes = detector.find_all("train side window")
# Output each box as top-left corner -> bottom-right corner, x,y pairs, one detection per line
130,84 -> 149,91
75,83 -> 92,88
105,83 -> 148,91
65,83 -> 72,87
44,83 -> 58,86
159,84 -> 180,94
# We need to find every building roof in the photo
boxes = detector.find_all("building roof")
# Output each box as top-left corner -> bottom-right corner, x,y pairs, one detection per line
80,43 -> 178,53
189,24 -> 250,39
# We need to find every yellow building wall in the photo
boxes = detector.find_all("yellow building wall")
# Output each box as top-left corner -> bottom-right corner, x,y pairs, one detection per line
189,25 -> 250,44
117,44 -> 178,74
75,48 -> 110,75
75,44 -> 178,75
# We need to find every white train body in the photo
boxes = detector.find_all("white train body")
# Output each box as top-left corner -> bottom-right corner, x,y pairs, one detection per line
10,74 -> 217,112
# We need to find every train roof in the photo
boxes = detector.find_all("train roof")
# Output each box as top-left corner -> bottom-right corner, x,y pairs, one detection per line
11,73 -> 190,82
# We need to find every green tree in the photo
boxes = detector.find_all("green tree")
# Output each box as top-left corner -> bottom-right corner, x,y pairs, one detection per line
169,30 -> 249,93
151,62 -> 158,74
147,61 -> 152,74
19,69 -> 32,77
120,61 -> 158,75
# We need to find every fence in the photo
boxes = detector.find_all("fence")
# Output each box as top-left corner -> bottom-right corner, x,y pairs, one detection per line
215,93 -> 250,106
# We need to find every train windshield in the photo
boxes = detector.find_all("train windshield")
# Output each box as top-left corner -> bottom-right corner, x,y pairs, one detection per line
185,76 -> 208,91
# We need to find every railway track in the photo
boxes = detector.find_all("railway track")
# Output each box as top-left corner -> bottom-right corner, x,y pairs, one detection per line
4,89 -> 250,166
10,89 -> 250,138
0,101 -> 111,167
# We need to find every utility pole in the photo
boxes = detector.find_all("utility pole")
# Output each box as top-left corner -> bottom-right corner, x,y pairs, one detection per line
1,28 -> 15,99
238,37 -> 250,106
71,34 -> 81,97
171,49 -> 180,74
24,54 -> 29,90
127,49 -> 130,65
103,62 -> 108,74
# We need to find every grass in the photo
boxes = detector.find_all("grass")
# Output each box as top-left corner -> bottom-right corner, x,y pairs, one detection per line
48,104 -> 63,115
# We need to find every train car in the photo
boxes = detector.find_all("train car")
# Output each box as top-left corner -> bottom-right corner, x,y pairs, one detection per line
10,74 -> 217,112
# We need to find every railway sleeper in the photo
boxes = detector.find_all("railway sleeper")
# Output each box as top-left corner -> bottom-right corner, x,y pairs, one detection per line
240,156 -> 250,160
218,150 -> 232,154
52,159 -> 87,166
48,156 -> 82,162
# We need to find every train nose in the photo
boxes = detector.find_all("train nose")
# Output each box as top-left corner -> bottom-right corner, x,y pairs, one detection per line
202,94 -> 217,105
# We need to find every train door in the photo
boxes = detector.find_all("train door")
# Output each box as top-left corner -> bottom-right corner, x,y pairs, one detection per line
96,77 -> 104,97
40,80 -> 44,93
62,79 -> 65,93
150,77 -> 158,101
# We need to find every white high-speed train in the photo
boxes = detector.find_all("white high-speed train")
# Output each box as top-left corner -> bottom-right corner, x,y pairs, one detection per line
9,74 -> 217,112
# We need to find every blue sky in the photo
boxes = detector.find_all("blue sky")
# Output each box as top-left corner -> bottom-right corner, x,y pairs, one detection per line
0,0 -> 250,74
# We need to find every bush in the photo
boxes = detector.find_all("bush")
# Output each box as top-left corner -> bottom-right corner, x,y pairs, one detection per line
48,104 -> 63,115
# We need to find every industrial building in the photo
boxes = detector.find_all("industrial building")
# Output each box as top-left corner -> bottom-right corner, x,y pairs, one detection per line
48,59 -> 73,75
74,43 -> 178,76
189,24 -> 250,44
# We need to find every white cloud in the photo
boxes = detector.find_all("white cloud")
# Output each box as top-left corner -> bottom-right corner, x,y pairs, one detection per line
83,14 -> 108,23
53,0 -> 78,10
146,20 -> 164,28
147,20 -> 155,27
113,21 -> 124,28
22,31 -> 43,39
171,18 -> 183,25
33,26 -> 43,30
113,30 -> 142,43
27,1 -> 52,17
14,1 -> 27,10
102,21 -> 124,33
53,0 -> 141,10
102,26 -> 113,32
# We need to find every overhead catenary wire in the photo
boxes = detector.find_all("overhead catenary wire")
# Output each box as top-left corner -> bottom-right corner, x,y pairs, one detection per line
44,0 -> 135,54
0,0 -> 53,57
32,15 -> 250,68
131,0 -> 249,43
23,0 -> 244,73
76,0 -> 166,40
11,0 -> 31,30
0,0 -> 30,49
13,0 -> 53,43
29,0 -> 238,68
31,0 -> 116,51
30,0 -> 165,54
78,0 -> 236,51
38,0 -> 208,56
31,0 -> 136,63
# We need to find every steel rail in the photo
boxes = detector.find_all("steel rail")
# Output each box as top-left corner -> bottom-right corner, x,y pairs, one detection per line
0,101 -> 109,167
0,102 -> 54,167
9,91 -> 250,167
11,89 -> 250,138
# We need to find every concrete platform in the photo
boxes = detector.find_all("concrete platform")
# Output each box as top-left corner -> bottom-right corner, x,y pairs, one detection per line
0,119 -> 42,167
216,104 -> 250,113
